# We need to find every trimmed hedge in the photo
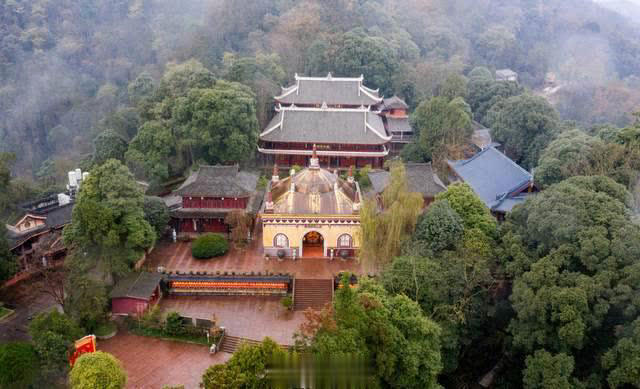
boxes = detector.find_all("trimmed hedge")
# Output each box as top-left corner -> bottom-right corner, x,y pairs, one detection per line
191,233 -> 229,259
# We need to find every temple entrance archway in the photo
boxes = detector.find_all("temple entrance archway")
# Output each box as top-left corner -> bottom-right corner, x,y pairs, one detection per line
301,231 -> 324,258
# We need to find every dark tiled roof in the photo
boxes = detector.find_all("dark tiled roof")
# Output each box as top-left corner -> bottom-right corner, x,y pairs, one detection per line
386,117 -> 412,133
448,147 -> 532,211
6,203 -> 74,250
367,163 -> 446,198
174,165 -> 259,198
260,108 -> 389,145
44,203 -> 74,229
110,272 -> 163,300
381,96 -> 408,110
275,76 -> 381,106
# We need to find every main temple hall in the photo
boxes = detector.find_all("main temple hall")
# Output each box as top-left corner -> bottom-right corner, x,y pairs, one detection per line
258,73 -> 413,169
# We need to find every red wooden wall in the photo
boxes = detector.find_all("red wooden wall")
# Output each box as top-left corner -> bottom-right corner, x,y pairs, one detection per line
182,197 -> 248,209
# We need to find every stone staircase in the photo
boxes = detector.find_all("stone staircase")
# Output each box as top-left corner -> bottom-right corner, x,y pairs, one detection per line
219,335 -> 292,353
219,335 -> 261,353
294,279 -> 333,311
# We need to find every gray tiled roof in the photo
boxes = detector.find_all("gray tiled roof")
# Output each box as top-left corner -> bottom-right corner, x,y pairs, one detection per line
44,203 -> 74,229
386,117 -> 412,133
6,203 -> 74,250
448,147 -> 532,211
260,109 -> 389,145
174,165 -> 259,198
110,272 -> 163,300
381,96 -> 408,110
276,79 -> 381,106
368,163 -> 446,197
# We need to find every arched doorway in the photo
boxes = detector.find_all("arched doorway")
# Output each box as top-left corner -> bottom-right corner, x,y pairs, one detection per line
302,231 -> 324,258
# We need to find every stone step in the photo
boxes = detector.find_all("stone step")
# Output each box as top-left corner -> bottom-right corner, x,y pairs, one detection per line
294,279 -> 333,311
219,335 -> 291,353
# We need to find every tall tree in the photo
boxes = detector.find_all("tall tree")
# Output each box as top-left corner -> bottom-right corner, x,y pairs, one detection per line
407,96 -> 472,164
173,81 -> 258,165
63,159 -> 155,279
333,30 -> 400,96
126,120 -> 176,185
296,276 -> 443,389
535,129 -> 640,189
0,226 -> 17,283
142,196 -> 170,239
359,162 -> 423,267
92,129 -> 128,166
29,311 -> 83,376
435,183 -> 496,238
501,175 -> 640,386
486,94 -> 560,169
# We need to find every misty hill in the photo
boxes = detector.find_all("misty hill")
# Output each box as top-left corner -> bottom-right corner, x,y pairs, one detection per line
595,0 -> 640,23
1,0 -> 640,180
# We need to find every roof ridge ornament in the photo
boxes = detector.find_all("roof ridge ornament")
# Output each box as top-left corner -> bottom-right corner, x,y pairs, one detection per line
327,72 -> 332,80
309,144 -> 320,170
321,101 -> 328,109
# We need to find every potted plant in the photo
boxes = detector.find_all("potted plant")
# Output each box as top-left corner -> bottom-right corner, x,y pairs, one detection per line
277,249 -> 286,262
281,296 -> 293,311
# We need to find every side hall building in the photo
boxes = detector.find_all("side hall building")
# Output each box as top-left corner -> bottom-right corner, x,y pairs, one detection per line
258,73 -> 413,169
170,165 -> 261,235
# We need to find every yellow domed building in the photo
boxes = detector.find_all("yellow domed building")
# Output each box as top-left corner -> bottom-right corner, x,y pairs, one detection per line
261,146 -> 362,260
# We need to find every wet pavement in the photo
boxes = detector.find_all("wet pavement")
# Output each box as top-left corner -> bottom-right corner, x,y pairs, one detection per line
0,279 -> 61,342
99,330 -> 230,389
145,226 -> 370,280
160,295 -> 305,346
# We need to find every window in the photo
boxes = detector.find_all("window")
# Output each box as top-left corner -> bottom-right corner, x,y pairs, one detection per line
274,234 -> 289,248
337,234 -> 352,248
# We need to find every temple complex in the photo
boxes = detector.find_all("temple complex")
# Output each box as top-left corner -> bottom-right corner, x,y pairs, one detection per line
170,165 -> 261,235
258,74 -> 413,169
261,146 -> 362,259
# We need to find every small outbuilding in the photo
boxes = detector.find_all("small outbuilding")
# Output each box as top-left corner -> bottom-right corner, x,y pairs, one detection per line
367,162 -> 446,207
111,272 -> 164,316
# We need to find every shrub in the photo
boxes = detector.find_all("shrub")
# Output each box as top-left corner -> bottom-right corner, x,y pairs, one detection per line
164,312 -> 184,336
191,233 -> 229,259
281,296 -> 293,310
0,342 -> 40,388
70,351 -> 126,389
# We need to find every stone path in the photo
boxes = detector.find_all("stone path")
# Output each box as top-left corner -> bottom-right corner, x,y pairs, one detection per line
160,296 -> 304,346
145,226 -> 369,280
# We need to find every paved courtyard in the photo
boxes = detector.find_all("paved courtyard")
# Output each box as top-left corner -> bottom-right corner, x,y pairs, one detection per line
100,330 -> 230,389
160,295 -> 305,345
0,278 -> 61,342
145,226 -> 371,279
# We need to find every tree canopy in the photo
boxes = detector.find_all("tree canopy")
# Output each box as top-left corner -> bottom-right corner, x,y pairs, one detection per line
69,351 -> 127,389
487,94 -> 560,169
500,175 -> 640,386
359,162 -> 423,266
63,159 -> 155,278
0,342 -> 40,389
29,311 -> 83,374
296,276 -> 443,389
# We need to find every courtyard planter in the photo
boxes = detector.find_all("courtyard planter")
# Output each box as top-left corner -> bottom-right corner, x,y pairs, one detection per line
192,233 -> 229,259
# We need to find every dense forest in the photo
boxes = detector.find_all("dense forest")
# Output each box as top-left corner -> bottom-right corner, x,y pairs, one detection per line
2,0 -> 640,183
2,1 -> 640,388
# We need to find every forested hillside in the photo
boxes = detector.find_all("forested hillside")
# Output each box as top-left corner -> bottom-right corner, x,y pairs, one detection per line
1,0 -> 640,183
